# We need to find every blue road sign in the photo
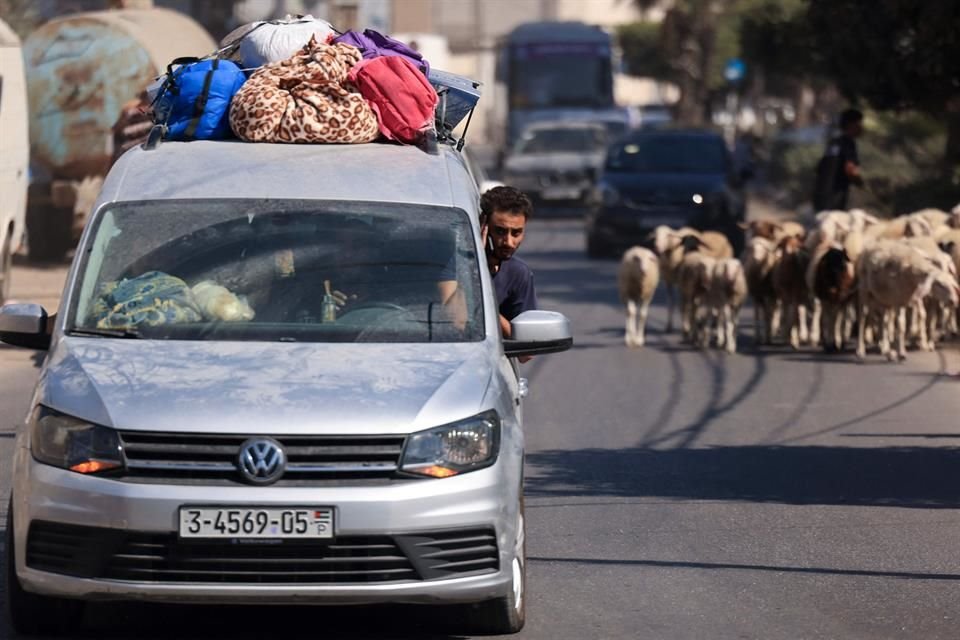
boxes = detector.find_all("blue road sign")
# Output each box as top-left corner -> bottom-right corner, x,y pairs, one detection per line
724,58 -> 746,83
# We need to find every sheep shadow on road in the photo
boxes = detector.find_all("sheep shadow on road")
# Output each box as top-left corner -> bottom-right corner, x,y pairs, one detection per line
525,444 -> 960,509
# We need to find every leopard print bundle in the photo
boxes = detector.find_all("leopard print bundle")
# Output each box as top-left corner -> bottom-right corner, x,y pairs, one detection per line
229,36 -> 380,144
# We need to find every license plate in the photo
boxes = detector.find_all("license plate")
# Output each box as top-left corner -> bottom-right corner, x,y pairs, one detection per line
179,506 -> 334,539
541,186 -> 582,200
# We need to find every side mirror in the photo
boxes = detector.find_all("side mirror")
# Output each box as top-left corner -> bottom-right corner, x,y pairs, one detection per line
0,303 -> 52,350
503,310 -> 573,357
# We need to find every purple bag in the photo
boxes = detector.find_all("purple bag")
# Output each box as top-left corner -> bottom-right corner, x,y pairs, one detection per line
333,29 -> 430,77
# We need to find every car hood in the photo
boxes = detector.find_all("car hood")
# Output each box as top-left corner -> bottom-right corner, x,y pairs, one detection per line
505,152 -> 604,173
603,171 -> 728,201
38,338 -> 496,435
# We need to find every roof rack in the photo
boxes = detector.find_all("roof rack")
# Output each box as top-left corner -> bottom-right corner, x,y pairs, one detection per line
430,69 -> 482,153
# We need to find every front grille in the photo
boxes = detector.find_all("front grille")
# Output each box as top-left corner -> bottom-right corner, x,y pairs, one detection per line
27,521 -> 498,584
118,432 -> 407,485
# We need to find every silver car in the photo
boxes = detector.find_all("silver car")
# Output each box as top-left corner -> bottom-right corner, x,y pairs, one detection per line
1,140 -> 572,636
502,121 -> 608,206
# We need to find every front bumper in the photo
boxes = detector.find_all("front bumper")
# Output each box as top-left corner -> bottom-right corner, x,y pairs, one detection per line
12,452 -> 519,605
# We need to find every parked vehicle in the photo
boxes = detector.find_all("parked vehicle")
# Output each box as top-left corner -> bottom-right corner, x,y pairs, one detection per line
503,121 -> 608,206
586,129 -> 748,257
493,21 -> 630,156
1,138 -> 572,637
22,7 -> 214,261
0,18 -> 28,302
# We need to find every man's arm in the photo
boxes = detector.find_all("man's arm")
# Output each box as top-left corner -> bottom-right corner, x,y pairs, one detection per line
437,281 -> 467,330
842,138 -> 864,187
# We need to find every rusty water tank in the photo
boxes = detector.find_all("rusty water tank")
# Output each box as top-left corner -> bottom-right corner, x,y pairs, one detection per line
23,8 -> 216,180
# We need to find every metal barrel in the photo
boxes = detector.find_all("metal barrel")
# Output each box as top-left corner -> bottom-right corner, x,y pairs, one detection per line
23,8 -> 215,180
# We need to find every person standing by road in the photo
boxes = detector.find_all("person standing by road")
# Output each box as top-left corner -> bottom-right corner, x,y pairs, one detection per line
480,186 -> 538,339
813,108 -> 865,211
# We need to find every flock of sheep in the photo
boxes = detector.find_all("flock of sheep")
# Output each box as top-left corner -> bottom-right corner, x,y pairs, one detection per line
617,206 -> 960,361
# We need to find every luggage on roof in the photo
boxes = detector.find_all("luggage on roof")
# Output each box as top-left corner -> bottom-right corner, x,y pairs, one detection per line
152,57 -> 247,141
229,37 -> 379,144
145,21 -> 481,152
220,15 -> 336,68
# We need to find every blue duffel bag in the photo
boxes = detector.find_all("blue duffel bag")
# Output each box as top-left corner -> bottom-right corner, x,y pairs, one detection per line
153,57 -> 247,140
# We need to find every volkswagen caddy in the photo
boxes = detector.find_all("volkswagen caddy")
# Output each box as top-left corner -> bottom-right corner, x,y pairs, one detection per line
0,139 -> 572,635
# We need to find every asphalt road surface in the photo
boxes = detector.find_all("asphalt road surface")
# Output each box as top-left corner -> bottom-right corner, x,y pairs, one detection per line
3,220 -> 960,639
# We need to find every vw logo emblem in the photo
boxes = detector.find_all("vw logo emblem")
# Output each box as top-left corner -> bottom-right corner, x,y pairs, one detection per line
237,438 -> 286,485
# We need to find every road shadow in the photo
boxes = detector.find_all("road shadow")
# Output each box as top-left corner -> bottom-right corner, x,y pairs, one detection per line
525,445 -> 960,509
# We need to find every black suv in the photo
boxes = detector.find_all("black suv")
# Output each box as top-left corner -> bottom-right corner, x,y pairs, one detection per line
585,129 -> 747,257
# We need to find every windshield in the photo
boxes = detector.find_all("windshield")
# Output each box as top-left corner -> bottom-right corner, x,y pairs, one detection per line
508,46 -> 613,108
68,200 -> 484,343
606,136 -> 729,173
514,127 -> 606,154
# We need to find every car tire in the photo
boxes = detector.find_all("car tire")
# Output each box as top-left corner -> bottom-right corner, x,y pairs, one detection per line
461,497 -> 526,635
4,501 -> 85,636
0,230 -> 13,306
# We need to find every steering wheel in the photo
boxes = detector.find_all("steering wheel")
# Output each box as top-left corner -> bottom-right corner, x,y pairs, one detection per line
343,302 -> 419,341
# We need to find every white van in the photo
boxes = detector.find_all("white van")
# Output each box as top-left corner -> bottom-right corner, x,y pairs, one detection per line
0,17 -> 28,303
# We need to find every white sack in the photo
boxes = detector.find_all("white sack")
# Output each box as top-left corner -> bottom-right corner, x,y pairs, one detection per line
191,281 -> 255,322
237,15 -> 336,68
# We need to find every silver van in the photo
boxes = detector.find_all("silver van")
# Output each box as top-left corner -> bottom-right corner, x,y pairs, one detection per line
1,140 -> 572,636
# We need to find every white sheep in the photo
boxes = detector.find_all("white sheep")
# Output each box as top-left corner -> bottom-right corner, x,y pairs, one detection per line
618,246 -> 660,347
649,226 -> 732,333
649,225 -> 699,333
703,258 -> 748,354
856,241 -> 941,361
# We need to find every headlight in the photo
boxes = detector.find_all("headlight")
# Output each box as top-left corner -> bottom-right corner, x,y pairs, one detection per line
30,407 -> 123,474
400,411 -> 500,478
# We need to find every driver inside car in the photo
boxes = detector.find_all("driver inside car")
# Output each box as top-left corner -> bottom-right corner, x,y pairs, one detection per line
264,220 -> 467,331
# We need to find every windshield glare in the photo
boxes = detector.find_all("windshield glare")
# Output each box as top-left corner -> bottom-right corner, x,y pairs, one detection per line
70,200 -> 484,343
607,136 -> 729,173
515,128 -> 606,154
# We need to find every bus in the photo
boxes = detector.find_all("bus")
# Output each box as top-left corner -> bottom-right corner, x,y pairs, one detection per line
496,21 -> 630,154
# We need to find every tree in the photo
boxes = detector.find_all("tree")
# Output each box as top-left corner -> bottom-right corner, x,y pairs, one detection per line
628,0 -> 734,126
617,22 -> 670,80
738,0 -> 825,126
807,0 -> 960,172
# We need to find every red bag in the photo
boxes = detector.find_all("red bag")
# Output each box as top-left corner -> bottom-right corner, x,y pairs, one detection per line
348,56 -> 438,145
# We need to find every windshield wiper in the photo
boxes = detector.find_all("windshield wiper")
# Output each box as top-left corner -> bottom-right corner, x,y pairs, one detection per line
68,327 -> 142,339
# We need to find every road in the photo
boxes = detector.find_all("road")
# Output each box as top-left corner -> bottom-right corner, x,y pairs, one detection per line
3,220 -> 960,638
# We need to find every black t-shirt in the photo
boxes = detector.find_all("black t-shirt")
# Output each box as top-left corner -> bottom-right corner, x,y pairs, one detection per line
825,134 -> 859,192
814,134 -> 859,210
492,257 -> 537,320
